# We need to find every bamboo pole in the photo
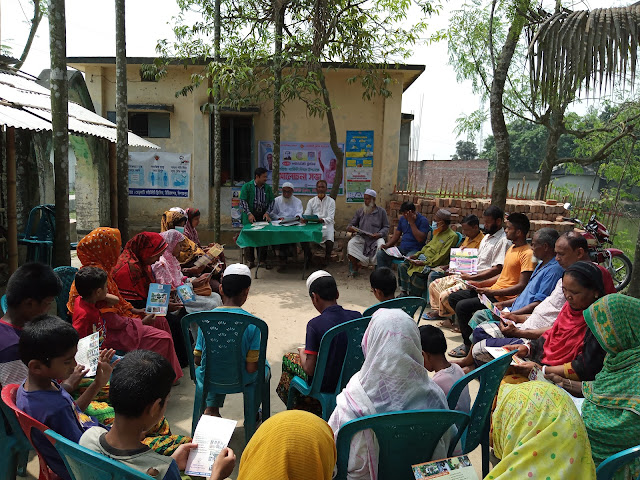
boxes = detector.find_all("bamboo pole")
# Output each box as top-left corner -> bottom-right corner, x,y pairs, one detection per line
6,127 -> 17,274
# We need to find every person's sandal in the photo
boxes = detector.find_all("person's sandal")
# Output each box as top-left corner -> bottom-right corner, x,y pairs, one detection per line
448,344 -> 469,358
421,311 -> 443,321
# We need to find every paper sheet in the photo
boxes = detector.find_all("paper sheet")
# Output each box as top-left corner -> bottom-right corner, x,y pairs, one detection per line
382,246 -> 405,259
484,346 -> 524,365
449,248 -> 479,275
185,416 -> 237,477
412,454 -> 478,479
75,332 -> 100,377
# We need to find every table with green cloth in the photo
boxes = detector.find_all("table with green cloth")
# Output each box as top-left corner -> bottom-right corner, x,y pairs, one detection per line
236,222 -> 322,278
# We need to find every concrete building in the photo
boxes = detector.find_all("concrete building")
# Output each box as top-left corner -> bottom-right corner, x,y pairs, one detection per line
68,57 -> 423,242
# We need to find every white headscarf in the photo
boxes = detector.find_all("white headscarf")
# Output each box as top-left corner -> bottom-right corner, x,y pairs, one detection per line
328,308 -> 451,480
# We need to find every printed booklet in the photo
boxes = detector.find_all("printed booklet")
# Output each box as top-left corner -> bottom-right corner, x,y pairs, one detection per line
449,248 -> 479,275
412,454 -> 478,479
75,332 -> 100,377
185,415 -> 237,477
176,283 -> 196,304
145,283 -> 171,315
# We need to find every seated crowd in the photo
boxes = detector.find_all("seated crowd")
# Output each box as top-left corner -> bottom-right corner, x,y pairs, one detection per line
1,197 -> 639,480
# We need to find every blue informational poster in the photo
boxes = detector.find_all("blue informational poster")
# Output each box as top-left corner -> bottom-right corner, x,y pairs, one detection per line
128,152 -> 191,197
345,130 -> 374,203
145,283 -> 171,315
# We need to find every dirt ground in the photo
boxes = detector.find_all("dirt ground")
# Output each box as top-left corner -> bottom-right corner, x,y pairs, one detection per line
24,248 -> 483,479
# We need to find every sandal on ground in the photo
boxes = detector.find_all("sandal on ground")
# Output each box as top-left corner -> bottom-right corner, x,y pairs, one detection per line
422,311 -> 443,321
448,344 -> 469,358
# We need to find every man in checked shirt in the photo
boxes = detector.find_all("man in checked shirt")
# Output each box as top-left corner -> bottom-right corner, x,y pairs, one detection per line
239,167 -> 275,268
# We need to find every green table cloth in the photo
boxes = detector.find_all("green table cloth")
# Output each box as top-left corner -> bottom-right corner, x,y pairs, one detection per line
236,222 -> 323,248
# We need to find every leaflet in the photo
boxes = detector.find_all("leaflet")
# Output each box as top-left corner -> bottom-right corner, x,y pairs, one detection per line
484,346 -> 524,365
176,283 -> 196,304
412,454 -> 478,479
449,248 -> 479,275
145,283 -> 171,315
75,332 -> 100,377
382,246 -> 406,259
185,415 -> 237,477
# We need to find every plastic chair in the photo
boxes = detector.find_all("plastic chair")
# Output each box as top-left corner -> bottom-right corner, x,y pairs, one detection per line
45,429 -> 152,480
18,205 -> 56,266
287,316 -> 373,420
454,230 -> 464,247
362,296 -> 427,320
335,409 -> 471,480
53,267 -> 78,322
2,384 -> 64,480
446,350 -> 515,477
596,445 -> 640,480
0,394 -> 32,479
181,310 -> 270,443
1,294 -> 7,314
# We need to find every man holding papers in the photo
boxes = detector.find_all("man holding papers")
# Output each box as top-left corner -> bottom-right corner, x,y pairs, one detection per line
346,189 -> 389,275
376,201 -> 431,269
269,182 -> 303,270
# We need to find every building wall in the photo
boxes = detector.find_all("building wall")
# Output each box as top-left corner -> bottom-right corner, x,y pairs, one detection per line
409,159 -> 490,193
78,64 -> 408,233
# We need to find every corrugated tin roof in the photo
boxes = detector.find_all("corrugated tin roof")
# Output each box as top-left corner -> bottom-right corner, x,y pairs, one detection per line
0,70 -> 159,149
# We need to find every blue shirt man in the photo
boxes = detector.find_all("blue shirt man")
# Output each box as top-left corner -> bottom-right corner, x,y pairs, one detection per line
510,257 -> 564,311
376,202 -> 431,270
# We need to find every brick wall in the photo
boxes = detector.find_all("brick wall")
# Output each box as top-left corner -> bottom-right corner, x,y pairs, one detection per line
410,160 -> 490,192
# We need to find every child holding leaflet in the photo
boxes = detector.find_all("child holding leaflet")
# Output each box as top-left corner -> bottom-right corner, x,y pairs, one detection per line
80,350 -> 235,480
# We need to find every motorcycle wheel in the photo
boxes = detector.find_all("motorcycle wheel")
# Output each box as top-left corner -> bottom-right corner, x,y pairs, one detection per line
605,253 -> 633,292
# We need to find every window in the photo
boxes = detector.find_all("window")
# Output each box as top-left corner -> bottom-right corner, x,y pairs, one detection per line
105,111 -> 171,138
215,115 -> 253,186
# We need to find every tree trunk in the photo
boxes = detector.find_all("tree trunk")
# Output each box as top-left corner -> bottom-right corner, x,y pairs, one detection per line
489,0 -> 530,210
627,222 -> 640,298
536,128 -> 561,200
318,71 -> 344,200
272,0 -> 285,194
49,0 -> 71,267
15,0 -> 42,70
212,0 -> 222,242
115,0 -> 129,242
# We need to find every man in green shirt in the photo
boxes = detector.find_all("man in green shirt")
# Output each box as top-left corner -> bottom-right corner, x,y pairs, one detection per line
398,209 -> 459,296
239,167 -> 275,268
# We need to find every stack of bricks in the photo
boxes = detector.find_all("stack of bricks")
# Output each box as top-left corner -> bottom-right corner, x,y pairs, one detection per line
386,194 -> 575,237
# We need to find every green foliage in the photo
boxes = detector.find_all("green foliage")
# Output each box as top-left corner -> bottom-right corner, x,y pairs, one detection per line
452,140 -> 478,160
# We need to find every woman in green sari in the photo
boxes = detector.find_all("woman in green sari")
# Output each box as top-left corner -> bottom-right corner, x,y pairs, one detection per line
581,294 -> 640,479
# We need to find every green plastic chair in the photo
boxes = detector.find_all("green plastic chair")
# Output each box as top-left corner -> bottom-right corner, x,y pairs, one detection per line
0,395 -> 32,479
53,266 -> 78,322
181,310 -> 270,443
454,230 -> 464,247
287,316 -> 373,420
446,350 -> 515,477
1,294 -> 7,314
362,296 -> 427,321
335,409 -> 471,480
596,445 -> 640,480
45,429 -> 152,479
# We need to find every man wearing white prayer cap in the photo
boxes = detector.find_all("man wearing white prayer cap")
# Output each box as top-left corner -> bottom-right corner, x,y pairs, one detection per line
276,269 -> 362,409
269,182 -> 304,271
301,179 -> 336,267
346,188 -> 389,276
193,263 -> 268,417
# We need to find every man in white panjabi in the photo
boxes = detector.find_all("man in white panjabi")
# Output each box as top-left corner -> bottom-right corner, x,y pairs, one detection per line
269,182 -> 304,269
301,179 -> 336,267
346,188 -> 389,276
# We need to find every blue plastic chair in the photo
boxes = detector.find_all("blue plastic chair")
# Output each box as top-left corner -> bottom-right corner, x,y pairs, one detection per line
446,350 -> 515,477
454,230 -> 464,247
0,396 -> 32,479
362,296 -> 427,320
596,445 -> 640,480
335,409 -> 470,480
45,429 -> 152,479
1,294 -> 7,314
18,204 -> 56,266
53,266 -> 78,321
287,316 -> 373,420
181,310 -> 270,443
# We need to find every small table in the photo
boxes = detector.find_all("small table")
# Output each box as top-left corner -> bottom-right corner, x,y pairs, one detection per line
236,223 -> 323,278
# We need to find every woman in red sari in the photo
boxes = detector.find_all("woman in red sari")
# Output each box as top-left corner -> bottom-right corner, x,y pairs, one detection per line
68,228 -> 183,380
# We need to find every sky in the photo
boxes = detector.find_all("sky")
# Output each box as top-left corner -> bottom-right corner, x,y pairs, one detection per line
1,0 -> 629,160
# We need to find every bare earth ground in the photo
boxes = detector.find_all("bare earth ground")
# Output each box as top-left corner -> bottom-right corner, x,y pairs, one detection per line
25,249 -> 483,479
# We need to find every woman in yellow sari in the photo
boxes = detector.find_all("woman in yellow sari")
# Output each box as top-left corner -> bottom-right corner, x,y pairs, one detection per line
487,381 -> 595,479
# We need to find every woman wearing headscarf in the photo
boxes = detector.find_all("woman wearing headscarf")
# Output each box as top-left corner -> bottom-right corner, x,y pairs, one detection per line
487,381 -> 596,479
506,261 -> 608,382
238,410 -> 336,480
328,308 -> 452,480
161,209 -> 206,266
67,228 -> 183,380
184,207 -> 202,246
545,294 -> 640,479
182,207 -> 227,288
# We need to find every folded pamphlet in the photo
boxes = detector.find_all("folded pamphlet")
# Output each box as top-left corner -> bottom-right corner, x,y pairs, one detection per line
185,415 -> 237,477
412,454 -> 478,479
449,248 -> 479,275
75,332 -> 100,377
484,346 -> 524,366
176,283 -> 196,304
382,246 -> 406,259
146,283 -> 171,315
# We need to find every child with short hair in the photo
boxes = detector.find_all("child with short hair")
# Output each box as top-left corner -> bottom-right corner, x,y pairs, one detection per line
419,325 -> 471,413
0,263 -> 62,387
194,263 -> 267,417
80,350 -> 236,480
369,267 -> 397,302
17,315 -> 113,479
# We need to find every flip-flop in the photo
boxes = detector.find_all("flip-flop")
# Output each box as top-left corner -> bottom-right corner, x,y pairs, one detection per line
448,344 -> 469,358
421,311 -> 443,321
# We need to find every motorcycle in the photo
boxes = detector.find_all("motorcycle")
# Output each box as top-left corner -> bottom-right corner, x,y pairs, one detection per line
563,203 -> 633,291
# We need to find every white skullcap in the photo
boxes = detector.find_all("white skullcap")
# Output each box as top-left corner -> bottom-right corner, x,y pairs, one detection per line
223,263 -> 251,278
306,270 -> 332,291
282,182 -> 294,189
170,207 -> 186,215
364,189 -> 377,198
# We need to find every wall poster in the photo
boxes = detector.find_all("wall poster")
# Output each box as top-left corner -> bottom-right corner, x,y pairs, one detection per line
345,130 -> 374,203
128,152 -> 191,197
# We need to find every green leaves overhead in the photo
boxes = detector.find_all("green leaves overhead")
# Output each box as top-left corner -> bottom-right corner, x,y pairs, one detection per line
529,5 -> 640,107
